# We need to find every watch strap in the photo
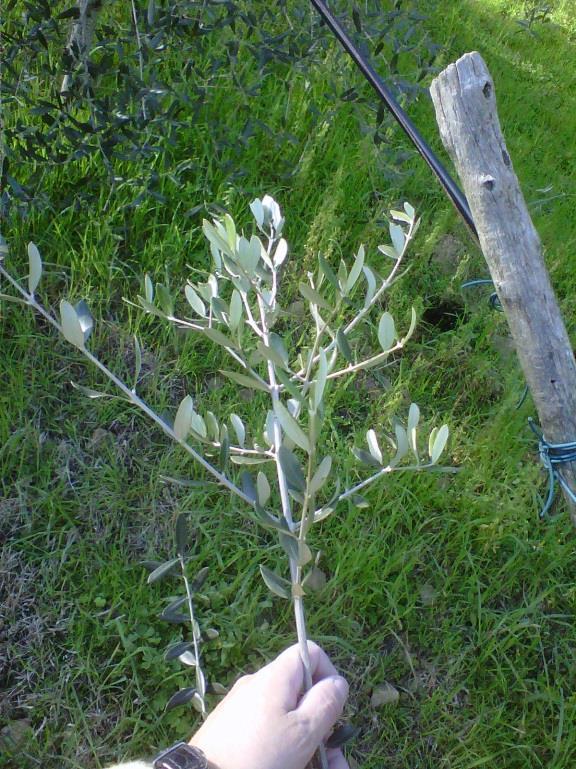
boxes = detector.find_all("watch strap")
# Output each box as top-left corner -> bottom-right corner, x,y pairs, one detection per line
153,742 -> 208,769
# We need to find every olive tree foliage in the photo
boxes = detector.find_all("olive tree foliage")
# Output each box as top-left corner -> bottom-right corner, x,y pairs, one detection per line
0,197 -> 450,744
1,0 -> 441,216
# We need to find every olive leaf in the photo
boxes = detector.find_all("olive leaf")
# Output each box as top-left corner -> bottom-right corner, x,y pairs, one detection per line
336,329 -> 353,364
174,395 -> 194,441
185,284 -> 206,317
407,403 -> 420,462
165,641 -> 195,661
147,558 -> 180,584
346,244 -> 365,292
430,424 -> 450,464
377,312 -> 396,351
27,242 -> 42,294
274,401 -> 310,453
309,455 -> 332,495
366,429 -> 383,464
230,414 -> 246,447
278,446 -> 306,491
165,687 -> 197,711
259,565 -> 290,599
220,369 -> 269,393
133,335 -> 142,391
60,300 -> 85,349
299,283 -> 330,310
389,222 -> 405,255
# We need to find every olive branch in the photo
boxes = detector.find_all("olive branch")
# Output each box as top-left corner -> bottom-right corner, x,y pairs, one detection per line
0,197 -> 450,762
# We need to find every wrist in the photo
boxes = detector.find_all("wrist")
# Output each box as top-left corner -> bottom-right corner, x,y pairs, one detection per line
187,742 -> 218,769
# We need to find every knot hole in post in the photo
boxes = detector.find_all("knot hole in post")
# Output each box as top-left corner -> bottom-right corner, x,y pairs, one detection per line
480,174 -> 495,191
482,81 -> 492,98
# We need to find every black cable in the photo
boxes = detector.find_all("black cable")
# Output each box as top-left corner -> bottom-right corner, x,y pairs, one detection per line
309,0 -> 479,242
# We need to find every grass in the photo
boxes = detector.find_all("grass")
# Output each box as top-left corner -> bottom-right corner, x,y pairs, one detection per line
1,0 -> 576,767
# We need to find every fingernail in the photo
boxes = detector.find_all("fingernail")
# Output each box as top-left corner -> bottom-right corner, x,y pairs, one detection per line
332,676 -> 349,699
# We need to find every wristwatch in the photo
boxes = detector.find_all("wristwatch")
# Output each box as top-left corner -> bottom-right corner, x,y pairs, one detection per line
153,742 -> 208,769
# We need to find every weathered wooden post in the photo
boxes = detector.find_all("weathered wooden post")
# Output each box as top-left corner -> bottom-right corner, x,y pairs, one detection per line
430,52 -> 576,524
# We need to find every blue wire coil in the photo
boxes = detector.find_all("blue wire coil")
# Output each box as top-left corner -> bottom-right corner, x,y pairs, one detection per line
529,418 -> 576,518
461,278 -> 502,310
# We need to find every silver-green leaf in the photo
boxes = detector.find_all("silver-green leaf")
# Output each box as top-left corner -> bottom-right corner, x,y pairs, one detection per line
377,312 -> 396,351
185,284 -> 206,317
165,687 -> 197,711
389,222 -> 405,255
256,471 -> 271,506
336,328 -> 353,364
274,238 -> 288,267
144,273 -> 154,303
309,455 -> 332,495
378,244 -> 399,260
204,327 -> 238,351
346,244 -> 365,292
60,300 -> 85,349
133,335 -> 142,391
363,265 -> 377,306
391,424 -> 409,467
259,565 -> 290,599
274,401 -> 310,453
230,413 -> 245,447
366,429 -> 383,464
229,289 -> 243,331
75,299 -> 94,344
390,209 -> 412,223
27,242 -> 42,294
190,411 -> 207,439
174,395 -> 194,440
299,283 -> 331,310
147,558 -> 180,584
430,424 -> 449,464
404,202 -> 415,219
220,369 -> 269,393
278,445 -> 306,491
407,403 -> 420,461
250,198 -> 264,229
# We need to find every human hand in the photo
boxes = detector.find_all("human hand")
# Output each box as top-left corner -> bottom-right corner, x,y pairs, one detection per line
189,642 -> 349,769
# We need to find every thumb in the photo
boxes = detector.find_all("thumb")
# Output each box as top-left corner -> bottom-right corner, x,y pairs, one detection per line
295,675 -> 349,741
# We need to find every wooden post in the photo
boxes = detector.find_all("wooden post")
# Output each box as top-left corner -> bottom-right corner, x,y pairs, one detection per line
430,52 -> 576,523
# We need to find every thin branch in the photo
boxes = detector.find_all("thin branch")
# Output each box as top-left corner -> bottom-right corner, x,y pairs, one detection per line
257,298 -> 295,532
147,0 -> 156,27
130,0 -> 148,121
326,342 -> 403,380
240,291 -> 264,338
256,235 -> 329,769
333,460 -> 438,505
0,264 -> 253,507
180,555 -> 206,719
292,217 -> 418,379
341,217 -> 418,339
130,303 -> 270,391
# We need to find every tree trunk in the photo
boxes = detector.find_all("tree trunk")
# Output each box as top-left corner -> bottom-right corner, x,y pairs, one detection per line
61,0 -> 103,96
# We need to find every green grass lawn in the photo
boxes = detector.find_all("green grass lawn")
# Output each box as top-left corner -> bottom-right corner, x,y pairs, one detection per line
2,1 -> 576,767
